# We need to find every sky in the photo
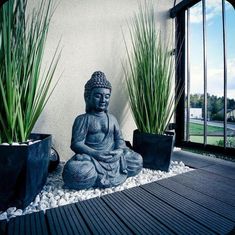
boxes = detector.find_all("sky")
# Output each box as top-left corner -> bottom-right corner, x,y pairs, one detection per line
188,0 -> 235,99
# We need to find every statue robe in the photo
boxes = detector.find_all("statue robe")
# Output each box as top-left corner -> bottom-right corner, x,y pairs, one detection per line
70,113 -> 129,188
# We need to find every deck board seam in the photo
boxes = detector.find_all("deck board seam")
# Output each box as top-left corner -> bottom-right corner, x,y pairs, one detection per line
155,179 -> 235,223
170,174 -> 235,207
140,183 -> 234,234
122,187 -> 215,234
101,193 -> 156,234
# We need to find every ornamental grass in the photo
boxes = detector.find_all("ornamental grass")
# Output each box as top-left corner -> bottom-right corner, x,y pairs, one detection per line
0,0 -> 61,143
123,2 -> 181,135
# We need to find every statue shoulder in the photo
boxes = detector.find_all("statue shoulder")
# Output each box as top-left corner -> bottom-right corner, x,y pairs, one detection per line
107,113 -> 120,127
72,113 -> 90,130
74,113 -> 88,122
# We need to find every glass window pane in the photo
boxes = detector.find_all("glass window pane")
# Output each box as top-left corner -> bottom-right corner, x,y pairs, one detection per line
187,1 -> 204,144
184,0 -> 235,149
206,0 -> 224,147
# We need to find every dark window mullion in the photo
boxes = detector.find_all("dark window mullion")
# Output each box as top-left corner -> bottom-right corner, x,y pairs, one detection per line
222,0 -> 228,147
186,8 -> 191,141
175,11 -> 186,145
202,0 -> 208,145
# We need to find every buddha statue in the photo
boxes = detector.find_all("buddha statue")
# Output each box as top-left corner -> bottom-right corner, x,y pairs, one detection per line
62,71 -> 143,189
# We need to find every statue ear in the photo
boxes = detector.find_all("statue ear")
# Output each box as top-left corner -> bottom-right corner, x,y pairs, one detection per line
84,91 -> 91,112
84,91 -> 89,102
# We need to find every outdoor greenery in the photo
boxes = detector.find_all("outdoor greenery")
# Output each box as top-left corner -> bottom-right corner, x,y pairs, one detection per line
190,135 -> 235,148
189,122 -> 224,135
0,0 -> 60,144
190,93 -> 235,122
189,122 -> 235,147
123,2 -> 180,134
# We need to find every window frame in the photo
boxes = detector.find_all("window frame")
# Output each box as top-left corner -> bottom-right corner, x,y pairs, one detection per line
170,0 -> 235,156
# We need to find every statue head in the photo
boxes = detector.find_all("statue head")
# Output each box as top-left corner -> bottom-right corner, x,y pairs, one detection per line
84,71 -> 112,113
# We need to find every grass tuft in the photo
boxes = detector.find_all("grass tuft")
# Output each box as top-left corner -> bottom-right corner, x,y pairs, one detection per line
123,1 -> 181,135
0,0 -> 61,143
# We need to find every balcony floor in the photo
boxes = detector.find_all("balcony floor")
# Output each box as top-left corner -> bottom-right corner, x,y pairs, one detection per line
1,150 -> 235,235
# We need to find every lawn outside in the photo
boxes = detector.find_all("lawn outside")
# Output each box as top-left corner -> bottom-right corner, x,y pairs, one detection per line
189,122 -> 235,148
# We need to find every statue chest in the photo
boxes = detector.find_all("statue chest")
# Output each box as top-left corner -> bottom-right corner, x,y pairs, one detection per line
88,116 -> 110,134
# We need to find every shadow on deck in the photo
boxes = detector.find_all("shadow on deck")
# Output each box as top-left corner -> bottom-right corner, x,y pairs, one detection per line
1,150 -> 235,235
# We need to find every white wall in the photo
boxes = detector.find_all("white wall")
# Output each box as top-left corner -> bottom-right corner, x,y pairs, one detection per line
33,0 -> 175,160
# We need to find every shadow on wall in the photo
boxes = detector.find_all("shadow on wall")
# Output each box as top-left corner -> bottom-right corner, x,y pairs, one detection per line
109,70 -> 130,129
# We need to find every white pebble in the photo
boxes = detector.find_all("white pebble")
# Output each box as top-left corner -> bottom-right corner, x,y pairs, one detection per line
11,142 -> 20,146
0,212 -> 7,220
58,190 -> 64,196
7,207 -> 16,215
54,195 -> 60,200
34,195 -> 40,204
50,201 -> 58,208
58,198 -> 67,206
0,161 -> 192,221
47,192 -> 54,198
14,209 -> 23,216
39,203 -> 48,211
68,196 -> 76,203
64,193 -> 70,200
41,195 -> 48,201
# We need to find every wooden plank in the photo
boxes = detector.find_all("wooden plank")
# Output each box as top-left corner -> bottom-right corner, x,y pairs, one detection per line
18,216 -> 25,235
23,214 -> 31,235
201,164 -> 235,179
47,208 -> 66,235
195,168 -> 235,188
171,170 -> 235,206
102,191 -> 173,235
172,150 -> 214,168
54,207 -> 70,235
157,178 -> 235,222
186,170 -> 235,194
0,220 -> 7,235
29,214 -> 36,235
38,211 -> 49,235
68,204 -> 91,234
59,205 -> 85,235
7,211 -> 49,235
46,204 -> 91,235
141,182 -> 235,234
7,217 -> 18,235
76,200 -> 105,234
76,197 -> 132,235
46,209 -> 59,235
7,215 -> 24,235
122,187 -> 215,235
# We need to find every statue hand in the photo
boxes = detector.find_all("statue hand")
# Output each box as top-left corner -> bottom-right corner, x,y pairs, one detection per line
104,149 -> 123,163
92,151 -> 110,161
109,149 -> 123,156
92,150 -> 122,163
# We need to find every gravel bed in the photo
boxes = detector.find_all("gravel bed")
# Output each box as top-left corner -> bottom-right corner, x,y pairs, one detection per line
0,160 -> 192,221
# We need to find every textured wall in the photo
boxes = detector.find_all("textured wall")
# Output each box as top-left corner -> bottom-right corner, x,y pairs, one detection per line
32,0 -> 175,160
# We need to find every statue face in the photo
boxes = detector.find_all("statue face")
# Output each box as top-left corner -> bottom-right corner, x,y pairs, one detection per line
89,87 -> 111,112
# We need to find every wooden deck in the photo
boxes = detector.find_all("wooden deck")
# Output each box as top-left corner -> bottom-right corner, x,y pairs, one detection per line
1,150 -> 235,235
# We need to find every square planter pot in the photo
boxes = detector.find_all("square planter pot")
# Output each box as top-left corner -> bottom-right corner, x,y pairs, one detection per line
133,129 -> 175,171
0,134 -> 51,211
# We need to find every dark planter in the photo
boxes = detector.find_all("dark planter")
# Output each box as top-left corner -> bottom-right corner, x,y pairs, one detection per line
133,129 -> 175,171
0,134 -> 51,211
